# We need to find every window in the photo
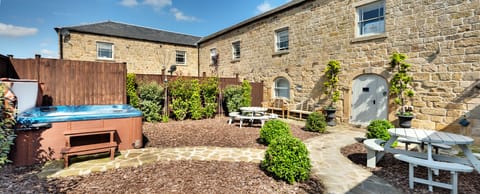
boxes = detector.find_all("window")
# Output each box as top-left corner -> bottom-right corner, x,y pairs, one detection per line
210,48 -> 218,65
176,51 -> 186,65
274,77 -> 290,99
232,41 -> 240,60
275,28 -> 289,51
357,1 -> 385,36
97,42 -> 113,59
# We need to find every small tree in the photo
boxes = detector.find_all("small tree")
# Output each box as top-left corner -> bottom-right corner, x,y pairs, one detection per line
126,73 -> 139,108
223,85 -> 243,113
323,60 -> 341,109
240,80 -> 252,108
389,52 -> 414,116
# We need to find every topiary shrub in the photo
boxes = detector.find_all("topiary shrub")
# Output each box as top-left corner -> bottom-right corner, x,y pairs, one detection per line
126,73 -> 139,108
260,120 -> 292,145
305,112 -> 327,133
261,135 -> 311,184
366,119 -> 397,147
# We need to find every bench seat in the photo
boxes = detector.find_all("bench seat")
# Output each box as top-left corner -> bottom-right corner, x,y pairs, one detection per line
238,115 -> 270,128
397,137 -> 451,153
364,138 -> 385,168
394,154 -> 473,194
62,129 -> 117,167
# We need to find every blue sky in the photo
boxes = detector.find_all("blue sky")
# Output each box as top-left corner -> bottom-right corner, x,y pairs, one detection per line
0,0 -> 290,58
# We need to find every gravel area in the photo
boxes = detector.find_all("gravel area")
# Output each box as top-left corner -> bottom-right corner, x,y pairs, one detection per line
0,117 -> 324,193
341,142 -> 480,194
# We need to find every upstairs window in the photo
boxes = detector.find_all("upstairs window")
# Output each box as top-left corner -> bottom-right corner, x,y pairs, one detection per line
210,48 -> 218,65
357,1 -> 385,36
176,51 -> 186,65
275,28 -> 289,51
274,77 -> 290,99
97,42 -> 113,60
232,41 -> 240,60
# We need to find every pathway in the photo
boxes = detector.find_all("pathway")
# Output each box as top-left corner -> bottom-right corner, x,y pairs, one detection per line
41,124 -> 402,194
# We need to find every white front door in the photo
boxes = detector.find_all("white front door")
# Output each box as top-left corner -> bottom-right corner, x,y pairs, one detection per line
351,74 -> 388,125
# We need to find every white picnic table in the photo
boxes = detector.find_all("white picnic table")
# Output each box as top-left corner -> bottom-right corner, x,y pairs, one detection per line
240,107 -> 268,116
385,128 -> 480,172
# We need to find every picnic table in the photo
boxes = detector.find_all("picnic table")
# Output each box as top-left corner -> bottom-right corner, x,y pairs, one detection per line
384,128 -> 478,193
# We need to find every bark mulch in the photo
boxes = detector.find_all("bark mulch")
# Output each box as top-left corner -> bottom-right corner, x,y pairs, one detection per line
1,117 -> 324,193
341,142 -> 480,194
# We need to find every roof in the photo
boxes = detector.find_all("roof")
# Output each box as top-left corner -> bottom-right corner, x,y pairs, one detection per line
197,0 -> 309,44
55,21 -> 201,47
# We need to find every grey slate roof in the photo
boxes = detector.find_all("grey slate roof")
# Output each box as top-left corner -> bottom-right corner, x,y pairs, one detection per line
197,0 -> 308,44
55,21 -> 201,47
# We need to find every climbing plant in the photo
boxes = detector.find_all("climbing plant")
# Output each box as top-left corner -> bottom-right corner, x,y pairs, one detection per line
323,60 -> 341,109
389,52 -> 414,116
0,84 -> 17,166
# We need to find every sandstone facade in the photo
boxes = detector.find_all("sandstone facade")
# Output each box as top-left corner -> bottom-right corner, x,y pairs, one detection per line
197,0 -> 480,137
61,32 -> 198,76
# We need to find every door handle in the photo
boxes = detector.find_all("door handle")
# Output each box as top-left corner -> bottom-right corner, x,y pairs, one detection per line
373,100 -> 376,104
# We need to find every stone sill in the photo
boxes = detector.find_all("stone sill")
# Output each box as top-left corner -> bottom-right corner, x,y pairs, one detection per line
96,58 -> 114,61
351,34 -> 387,43
272,50 -> 289,57
230,59 -> 240,63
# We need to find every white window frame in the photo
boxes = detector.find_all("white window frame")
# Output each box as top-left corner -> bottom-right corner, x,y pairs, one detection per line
356,0 -> 385,37
275,28 -> 289,52
232,41 -> 240,60
274,77 -> 290,99
175,50 -> 186,65
210,48 -> 218,65
96,42 -> 114,60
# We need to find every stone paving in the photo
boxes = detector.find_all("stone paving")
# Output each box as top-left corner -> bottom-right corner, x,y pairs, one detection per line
41,122 -> 402,193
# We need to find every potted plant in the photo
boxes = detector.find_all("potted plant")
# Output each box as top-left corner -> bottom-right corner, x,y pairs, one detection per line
323,60 -> 341,126
389,52 -> 415,128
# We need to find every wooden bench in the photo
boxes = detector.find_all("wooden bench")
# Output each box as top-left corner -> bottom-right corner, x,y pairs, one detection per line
364,138 -> 385,168
61,129 -> 117,168
262,97 -> 289,118
288,98 -> 318,120
397,137 -> 452,154
394,154 -> 473,194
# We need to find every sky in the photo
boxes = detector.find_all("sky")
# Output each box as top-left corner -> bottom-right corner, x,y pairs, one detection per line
0,0 -> 291,58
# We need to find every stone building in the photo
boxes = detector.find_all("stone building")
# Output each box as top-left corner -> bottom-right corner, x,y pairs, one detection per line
55,21 -> 201,76
197,0 -> 480,138
56,1 -> 480,141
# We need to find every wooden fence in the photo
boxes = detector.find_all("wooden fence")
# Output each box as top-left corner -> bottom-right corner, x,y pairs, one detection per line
0,55 -> 127,106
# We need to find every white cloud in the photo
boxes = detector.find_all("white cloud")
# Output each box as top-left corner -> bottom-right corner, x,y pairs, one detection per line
40,49 -> 57,58
120,0 -> 138,7
0,23 -> 38,37
170,8 -> 198,21
143,0 -> 171,10
257,1 -> 273,13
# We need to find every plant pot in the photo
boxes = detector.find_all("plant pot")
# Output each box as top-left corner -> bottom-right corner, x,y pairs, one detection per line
324,108 -> 336,126
398,115 -> 414,128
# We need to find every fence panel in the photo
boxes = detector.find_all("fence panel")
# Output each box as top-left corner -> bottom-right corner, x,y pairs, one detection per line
3,56 -> 126,106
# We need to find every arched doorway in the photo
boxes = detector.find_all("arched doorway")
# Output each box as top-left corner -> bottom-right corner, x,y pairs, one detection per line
350,74 -> 388,125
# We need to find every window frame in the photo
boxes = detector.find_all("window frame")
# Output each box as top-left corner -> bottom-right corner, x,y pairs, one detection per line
355,0 -> 385,37
210,48 -> 218,65
274,77 -> 290,99
96,42 -> 114,60
232,41 -> 241,60
175,50 -> 186,65
275,28 -> 289,52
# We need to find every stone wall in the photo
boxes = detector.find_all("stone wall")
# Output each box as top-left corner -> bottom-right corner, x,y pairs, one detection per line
62,32 -> 199,76
198,0 -> 480,135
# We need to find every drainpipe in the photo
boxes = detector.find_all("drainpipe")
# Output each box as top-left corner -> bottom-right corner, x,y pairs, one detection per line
197,45 -> 200,77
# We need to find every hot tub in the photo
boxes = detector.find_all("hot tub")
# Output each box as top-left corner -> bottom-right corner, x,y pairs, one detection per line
12,104 -> 143,166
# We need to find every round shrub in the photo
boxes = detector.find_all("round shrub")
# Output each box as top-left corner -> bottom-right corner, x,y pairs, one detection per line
260,119 -> 292,145
366,119 -> 397,147
305,112 -> 327,133
261,136 -> 311,184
